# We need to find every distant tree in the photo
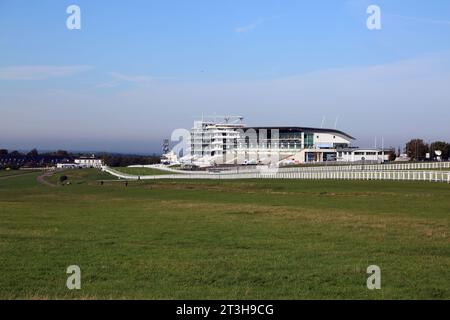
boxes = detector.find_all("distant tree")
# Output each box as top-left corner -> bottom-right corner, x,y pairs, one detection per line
9,150 -> 22,157
27,148 -> 39,158
429,141 -> 450,160
405,139 -> 429,161
0,149 -> 8,157
55,150 -> 69,157
101,153 -> 161,167
387,149 -> 397,162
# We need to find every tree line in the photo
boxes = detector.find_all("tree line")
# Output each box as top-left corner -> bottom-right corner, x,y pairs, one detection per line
0,149 -> 161,169
404,139 -> 450,161
98,153 -> 160,167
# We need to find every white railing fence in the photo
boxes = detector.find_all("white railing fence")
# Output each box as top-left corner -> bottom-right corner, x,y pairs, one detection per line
226,161 -> 450,174
102,167 -> 450,183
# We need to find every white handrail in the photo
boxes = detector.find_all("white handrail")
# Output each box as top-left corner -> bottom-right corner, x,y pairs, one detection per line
125,161 -> 450,175
102,166 -> 450,183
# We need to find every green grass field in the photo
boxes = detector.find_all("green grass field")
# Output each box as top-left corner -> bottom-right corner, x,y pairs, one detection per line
0,168 -> 449,299
0,170 -> 39,178
44,168 -> 114,185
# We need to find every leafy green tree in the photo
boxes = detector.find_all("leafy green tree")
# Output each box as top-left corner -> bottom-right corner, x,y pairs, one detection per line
429,141 -> 450,160
405,139 -> 429,161
388,149 -> 396,161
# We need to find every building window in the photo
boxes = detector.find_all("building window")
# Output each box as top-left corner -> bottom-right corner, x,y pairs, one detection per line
304,133 -> 314,148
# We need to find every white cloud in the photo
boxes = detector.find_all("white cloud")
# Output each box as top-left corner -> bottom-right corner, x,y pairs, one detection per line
97,72 -> 174,88
108,72 -> 155,83
0,65 -> 91,80
235,16 -> 279,33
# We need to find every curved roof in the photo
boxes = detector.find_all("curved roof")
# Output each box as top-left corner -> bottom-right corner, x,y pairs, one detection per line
242,126 -> 355,140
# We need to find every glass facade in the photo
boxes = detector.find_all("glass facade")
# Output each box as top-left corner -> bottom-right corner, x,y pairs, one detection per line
278,130 -> 302,150
304,133 -> 314,148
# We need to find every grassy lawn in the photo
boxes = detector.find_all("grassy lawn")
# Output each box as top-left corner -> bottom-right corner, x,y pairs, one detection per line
44,168 -> 115,185
0,169 -> 40,178
113,167 -> 178,176
0,169 -> 449,299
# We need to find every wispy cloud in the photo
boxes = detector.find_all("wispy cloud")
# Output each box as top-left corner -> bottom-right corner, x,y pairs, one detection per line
108,72 -> 155,83
388,13 -> 450,26
97,72 -> 174,88
0,65 -> 91,80
235,16 -> 279,33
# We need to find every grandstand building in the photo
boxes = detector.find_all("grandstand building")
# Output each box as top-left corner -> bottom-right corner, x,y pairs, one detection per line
186,116 -> 388,166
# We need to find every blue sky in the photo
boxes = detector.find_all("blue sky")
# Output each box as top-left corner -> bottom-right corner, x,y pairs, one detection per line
1,0 -> 450,153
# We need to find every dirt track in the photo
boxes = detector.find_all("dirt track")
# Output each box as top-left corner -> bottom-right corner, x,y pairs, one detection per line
36,171 -> 57,187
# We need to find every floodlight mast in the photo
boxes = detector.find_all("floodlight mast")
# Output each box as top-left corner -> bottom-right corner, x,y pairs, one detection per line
194,115 -> 244,124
